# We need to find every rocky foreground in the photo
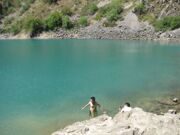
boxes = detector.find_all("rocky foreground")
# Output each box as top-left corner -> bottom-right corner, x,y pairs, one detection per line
52,107 -> 180,135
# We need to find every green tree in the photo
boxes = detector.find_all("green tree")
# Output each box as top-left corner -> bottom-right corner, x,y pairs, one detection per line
24,17 -> 44,37
45,11 -> 62,30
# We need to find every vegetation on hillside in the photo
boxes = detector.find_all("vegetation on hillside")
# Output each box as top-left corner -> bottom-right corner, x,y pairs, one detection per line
0,0 -> 180,36
96,0 -> 123,26
78,16 -> 88,27
154,16 -> 180,31
81,3 -> 98,16
0,0 -> 35,16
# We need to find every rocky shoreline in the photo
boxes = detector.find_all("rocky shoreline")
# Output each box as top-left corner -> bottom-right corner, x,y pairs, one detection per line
0,12 -> 180,42
52,92 -> 180,135
52,107 -> 180,135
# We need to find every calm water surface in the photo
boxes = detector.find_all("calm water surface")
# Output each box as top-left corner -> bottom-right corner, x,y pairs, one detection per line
0,39 -> 180,135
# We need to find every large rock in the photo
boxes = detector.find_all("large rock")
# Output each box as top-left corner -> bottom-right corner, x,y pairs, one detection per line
159,28 -> 180,39
52,108 -> 180,135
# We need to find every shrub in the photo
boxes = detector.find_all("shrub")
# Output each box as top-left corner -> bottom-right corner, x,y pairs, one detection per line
20,3 -> 30,14
106,9 -> 119,22
61,7 -> 73,16
1,0 -> 35,16
134,3 -> 146,15
154,16 -> 180,31
42,0 -> 57,4
4,17 -> 13,25
95,7 -> 107,20
45,11 -> 62,30
96,0 -> 123,22
62,16 -> 73,29
81,3 -> 98,15
24,17 -> 44,37
11,22 -> 22,35
78,16 -> 88,27
142,14 -> 156,24
95,13 -> 102,20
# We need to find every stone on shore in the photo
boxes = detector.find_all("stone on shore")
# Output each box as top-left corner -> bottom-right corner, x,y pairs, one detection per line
52,107 -> 180,135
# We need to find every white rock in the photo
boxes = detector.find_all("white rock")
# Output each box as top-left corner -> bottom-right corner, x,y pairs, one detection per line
52,107 -> 180,135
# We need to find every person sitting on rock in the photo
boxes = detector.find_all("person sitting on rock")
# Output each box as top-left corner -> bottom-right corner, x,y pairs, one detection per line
120,102 -> 132,113
81,96 -> 101,117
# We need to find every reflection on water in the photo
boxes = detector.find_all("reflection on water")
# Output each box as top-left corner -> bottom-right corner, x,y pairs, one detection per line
0,39 -> 180,135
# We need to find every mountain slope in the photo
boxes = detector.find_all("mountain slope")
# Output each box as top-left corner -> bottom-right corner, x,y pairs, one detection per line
0,0 -> 180,39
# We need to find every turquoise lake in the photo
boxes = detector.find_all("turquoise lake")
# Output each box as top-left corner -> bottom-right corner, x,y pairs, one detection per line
0,39 -> 180,135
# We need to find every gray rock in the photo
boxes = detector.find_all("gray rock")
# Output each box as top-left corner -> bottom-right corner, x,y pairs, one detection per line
52,108 -> 180,135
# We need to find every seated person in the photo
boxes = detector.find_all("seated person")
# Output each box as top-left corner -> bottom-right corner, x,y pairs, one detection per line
120,102 -> 132,113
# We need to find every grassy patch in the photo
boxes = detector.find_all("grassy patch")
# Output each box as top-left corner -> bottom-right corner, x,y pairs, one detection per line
142,14 -> 156,24
61,7 -> 73,16
95,0 -> 123,23
78,16 -> 88,27
81,3 -> 98,16
134,3 -> 146,15
154,16 -> 180,31
1,0 -> 35,16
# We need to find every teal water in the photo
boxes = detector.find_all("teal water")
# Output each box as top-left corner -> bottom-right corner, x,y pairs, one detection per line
0,39 -> 180,135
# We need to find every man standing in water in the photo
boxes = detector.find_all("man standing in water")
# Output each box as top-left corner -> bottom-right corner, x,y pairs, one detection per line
81,97 -> 101,117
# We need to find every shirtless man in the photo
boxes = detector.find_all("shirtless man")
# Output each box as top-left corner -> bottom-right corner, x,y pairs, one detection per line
81,97 -> 101,117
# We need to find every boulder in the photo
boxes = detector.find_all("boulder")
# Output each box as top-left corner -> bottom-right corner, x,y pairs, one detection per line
52,107 -> 180,135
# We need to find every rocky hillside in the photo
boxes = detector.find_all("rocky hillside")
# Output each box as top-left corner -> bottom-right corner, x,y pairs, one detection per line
0,0 -> 180,39
52,107 -> 180,135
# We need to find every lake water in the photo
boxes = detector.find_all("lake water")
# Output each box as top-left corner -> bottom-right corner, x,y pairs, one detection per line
0,39 -> 180,135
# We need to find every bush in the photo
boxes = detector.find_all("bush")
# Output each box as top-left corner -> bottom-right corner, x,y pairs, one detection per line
20,3 -> 30,14
42,0 -> 57,4
96,0 -> 123,22
78,16 -> 88,27
45,11 -> 62,30
24,17 -> 44,37
81,3 -> 98,15
106,9 -> 119,22
10,21 -> 23,35
1,0 -> 35,16
95,7 -> 107,20
4,17 -> 13,25
61,7 -> 73,16
142,14 -> 156,24
154,16 -> 180,31
62,16 -> 73,29
134,3 -> 146,15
